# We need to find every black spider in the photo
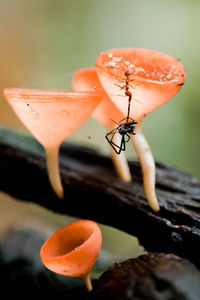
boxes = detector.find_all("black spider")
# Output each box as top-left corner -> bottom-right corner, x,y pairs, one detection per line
106,117 -> 137,154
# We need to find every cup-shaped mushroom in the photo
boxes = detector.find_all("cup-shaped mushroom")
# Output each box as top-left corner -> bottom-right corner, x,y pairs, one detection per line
96,48 -> 186,121
96,48 -> 186,212
72,67 -> 132,182
4,89 -> 101,198
40,220 -> 102,291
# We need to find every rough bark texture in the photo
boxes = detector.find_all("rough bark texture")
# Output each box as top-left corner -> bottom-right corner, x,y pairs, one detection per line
92,253 -> 200,300
0,126 -> 200,269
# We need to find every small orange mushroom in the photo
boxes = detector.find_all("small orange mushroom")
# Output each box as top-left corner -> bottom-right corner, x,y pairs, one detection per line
4,89 -> 101,198
96,48 -> 186,212
40,220 -> 102,292
72,67 -> 132,182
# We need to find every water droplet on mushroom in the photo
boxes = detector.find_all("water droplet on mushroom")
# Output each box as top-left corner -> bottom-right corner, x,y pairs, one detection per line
108,61 -> 116,67
113,57 -> 122,62
135,67 -> 145,73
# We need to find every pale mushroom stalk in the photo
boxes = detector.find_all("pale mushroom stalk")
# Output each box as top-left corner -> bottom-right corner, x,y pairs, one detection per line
130,121 -> 159,212
108,127 -> 132,182
45,146 -> 64,199
82,273 -> 93,292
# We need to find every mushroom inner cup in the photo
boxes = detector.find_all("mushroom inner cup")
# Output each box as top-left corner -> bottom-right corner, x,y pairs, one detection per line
4,89 -> 102,148
97,71 -> 184,121
96,48 -> 185,84
96,48 -> 186,121
43,226 -> 94,259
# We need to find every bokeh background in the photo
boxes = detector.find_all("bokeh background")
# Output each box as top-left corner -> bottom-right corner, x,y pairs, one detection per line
0,0 -> 199,272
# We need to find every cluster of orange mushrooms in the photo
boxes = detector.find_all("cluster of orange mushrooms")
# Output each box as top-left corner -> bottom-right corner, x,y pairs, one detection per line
4,48 -> 185,291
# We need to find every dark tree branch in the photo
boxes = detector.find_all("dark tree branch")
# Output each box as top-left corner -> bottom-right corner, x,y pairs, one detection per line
92,253 -> 200,300
0,126 -> 200,268
1,222 -> 200,299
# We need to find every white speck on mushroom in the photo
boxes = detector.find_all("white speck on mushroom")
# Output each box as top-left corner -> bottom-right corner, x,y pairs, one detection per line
167,73 -> 172,79
108,61 -> 116,67
113,57 -> 122,62
135,67 -> 145,73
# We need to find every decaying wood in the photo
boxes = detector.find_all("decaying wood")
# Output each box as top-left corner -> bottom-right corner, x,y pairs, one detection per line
0,126 -> 200,268
92,253 -> 200,300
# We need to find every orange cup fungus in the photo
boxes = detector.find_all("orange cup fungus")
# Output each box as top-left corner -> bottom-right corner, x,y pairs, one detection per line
96,48 -> 185,122
3,48 -> 185,213
4,89 -> 101,199
40,220 -> 102,292
95,48 -> 185,212
72,67 -> 132,182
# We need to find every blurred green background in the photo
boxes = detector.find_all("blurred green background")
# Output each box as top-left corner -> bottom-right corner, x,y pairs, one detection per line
0,0 -> 199,267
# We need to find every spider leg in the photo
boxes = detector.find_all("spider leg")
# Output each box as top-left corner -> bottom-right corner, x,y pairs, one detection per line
127,117 -> 138,125
120,117 -> 128,122
118,117 -> 130,124
114,83 -> 122,89
120,135 -> 126,152
118,117 -> 135,125
127,117 -> 135,122
114,83 -> 127,90
113,134 -> 125,154
129,79 -> 140,86
120,85 -> 127,90
106,124 -> 122,136
105,135 -> 121,154
114,84 -> 125,90
124,133 -> 130,143
129,84 -> 136,89
106,128 -> 123,154
110,139 -> 123,149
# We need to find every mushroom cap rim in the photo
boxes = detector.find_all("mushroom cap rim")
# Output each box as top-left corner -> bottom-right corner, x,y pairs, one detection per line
40,220 -> 101,261
96,47 -> 186,85
4,88 -> 101,101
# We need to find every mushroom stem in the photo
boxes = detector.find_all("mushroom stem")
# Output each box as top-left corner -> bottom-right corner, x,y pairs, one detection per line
108,127 -> 132,182
82,273 -> 93,292
45,145 -> 64,198
130,122 -> 160,212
